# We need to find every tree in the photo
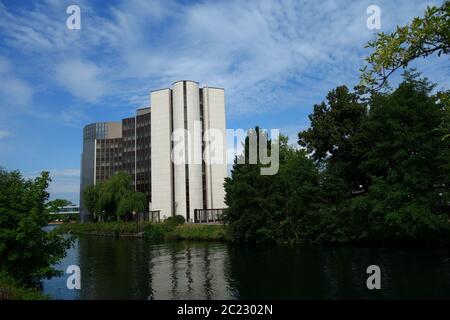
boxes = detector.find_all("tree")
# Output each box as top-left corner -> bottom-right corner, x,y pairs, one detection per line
354,72 -> 450,240
0,168 -> 72,286
224,128 -> 276,242
298,85 -> 369,195
224,128 -> 323,243
82,172 -> 147,221
361,1 -> 449,90
117,191 -> 147,220
46,199 -> 72,212
83,184 -> 99,219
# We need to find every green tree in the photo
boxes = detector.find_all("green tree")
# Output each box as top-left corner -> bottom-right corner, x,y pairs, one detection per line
83,184 -> 99,219
224,129 -> 323,244
298,85 -> 369,195
117,191 -> 147,220
46,199 -> 72,213
0,168 -> 72,286
82,172 -> 147,221
353,72 -> 450,240
361,1 -> 449,90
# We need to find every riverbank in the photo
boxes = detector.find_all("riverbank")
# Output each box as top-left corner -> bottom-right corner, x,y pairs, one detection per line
57,221 -> 228,242
0,273 -> 49,300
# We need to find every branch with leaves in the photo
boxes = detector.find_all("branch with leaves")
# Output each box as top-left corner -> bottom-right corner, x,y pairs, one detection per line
360,1 -> 449,90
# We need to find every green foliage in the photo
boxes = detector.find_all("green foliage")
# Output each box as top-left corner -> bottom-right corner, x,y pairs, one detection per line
59,221 -> 144,237
117,191 -> 147,218
165,215 -> 185,226
143,223 -> 170,242
0,271 -> 49,300
0,168 -> 72,286
82,172 -> 147,221
46,199 -> 72,213
225,73 -> 450,244
224,129 -> 323,243
361,1 -> 449,90
58,220 -> 226,242
166,224 -> 227,241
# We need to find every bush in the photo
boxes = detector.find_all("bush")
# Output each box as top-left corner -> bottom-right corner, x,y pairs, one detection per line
143,223 -> 169,242
0,271 -> 49,300
165,215 -> 185,226
167,224 -> 227,241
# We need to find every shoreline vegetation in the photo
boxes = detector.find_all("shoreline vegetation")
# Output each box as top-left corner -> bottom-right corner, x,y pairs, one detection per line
57,221 -> 228,242
0,273 -> 49,300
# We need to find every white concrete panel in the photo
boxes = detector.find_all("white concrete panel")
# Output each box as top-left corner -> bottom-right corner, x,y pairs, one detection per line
203,87 -> 227,209
186,81 -> 203,221
150,89 -> 173,219
172,81 -> 187,219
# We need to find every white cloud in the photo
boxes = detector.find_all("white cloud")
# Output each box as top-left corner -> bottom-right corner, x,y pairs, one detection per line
0,0 -> 446,116
0,129 -> 11,139
0,56 -> 34,109
25,168 -> 80,204
54,59 -> 107,102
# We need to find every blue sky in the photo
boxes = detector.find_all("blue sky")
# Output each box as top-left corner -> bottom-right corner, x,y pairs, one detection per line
0,0 -> 448,204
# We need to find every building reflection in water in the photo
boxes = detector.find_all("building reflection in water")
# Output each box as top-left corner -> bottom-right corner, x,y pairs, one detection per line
148,242 -> 232,299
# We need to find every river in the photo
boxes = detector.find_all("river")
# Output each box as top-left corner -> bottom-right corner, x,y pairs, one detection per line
42,226 -> 450,299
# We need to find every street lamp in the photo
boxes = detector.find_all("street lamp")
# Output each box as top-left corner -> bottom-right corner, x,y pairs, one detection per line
132,210 -> 137,233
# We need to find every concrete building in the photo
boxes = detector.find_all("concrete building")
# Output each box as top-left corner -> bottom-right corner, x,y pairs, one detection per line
80,81 -> 227,222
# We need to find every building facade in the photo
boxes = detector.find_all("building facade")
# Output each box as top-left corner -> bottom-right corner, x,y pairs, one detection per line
80,81 -> 227,222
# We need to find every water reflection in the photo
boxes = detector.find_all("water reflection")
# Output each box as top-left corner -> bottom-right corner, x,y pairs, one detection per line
42,233 -> 450,300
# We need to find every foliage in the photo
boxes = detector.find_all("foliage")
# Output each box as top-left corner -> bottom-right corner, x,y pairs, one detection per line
82,172 -> 147,221
360,1 -> 449,90
58,220 -> 226,242
143,223 -> 171,242
224,129 -> 324,243
46,199 -> 72,213
166,224 -> 227,241
165,215 -> 186,226
225,73 -> 450,244
0,168 -> 72,286
58,221 -> 145,237
0,271 -> 49,300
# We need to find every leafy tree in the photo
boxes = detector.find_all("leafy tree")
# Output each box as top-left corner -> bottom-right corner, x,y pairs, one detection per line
361,1 -> 449,90
82,172 -> 147,221
227,72 -> 450,244
353,72 -> 450,240
117,191 -> 147,220
298,85 -> 369,195
0,168 -> 72,286
83,184 -> 99,219
46,199 -> 72,213
224,129 -> 323,243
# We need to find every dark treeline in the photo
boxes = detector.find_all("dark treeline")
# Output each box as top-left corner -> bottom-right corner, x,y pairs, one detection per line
224,72 -> 450,245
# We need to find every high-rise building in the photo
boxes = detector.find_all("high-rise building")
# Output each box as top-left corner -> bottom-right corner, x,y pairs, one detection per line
80,81 -> 227,222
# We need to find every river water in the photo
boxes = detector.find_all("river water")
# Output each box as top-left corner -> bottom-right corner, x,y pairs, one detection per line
42,226 -> 450,299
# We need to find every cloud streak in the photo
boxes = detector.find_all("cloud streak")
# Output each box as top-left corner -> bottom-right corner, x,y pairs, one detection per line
0,0 -> 444,117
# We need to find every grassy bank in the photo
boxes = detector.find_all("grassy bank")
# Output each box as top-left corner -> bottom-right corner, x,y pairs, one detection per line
58,221 -> 145,237
166,224 -> 227,241
58,221 -> 228,242
0,273 -> 49,300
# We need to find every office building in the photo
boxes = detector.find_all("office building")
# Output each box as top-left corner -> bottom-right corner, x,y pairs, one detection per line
80,81 -> 227,222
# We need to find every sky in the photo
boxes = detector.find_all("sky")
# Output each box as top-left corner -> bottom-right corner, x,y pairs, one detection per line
0,0 -> 448,204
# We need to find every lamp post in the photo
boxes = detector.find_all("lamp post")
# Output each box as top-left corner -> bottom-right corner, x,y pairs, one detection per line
132,210 -> 137,233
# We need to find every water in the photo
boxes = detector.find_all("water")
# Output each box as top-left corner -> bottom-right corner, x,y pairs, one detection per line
42,226 -> 450,299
